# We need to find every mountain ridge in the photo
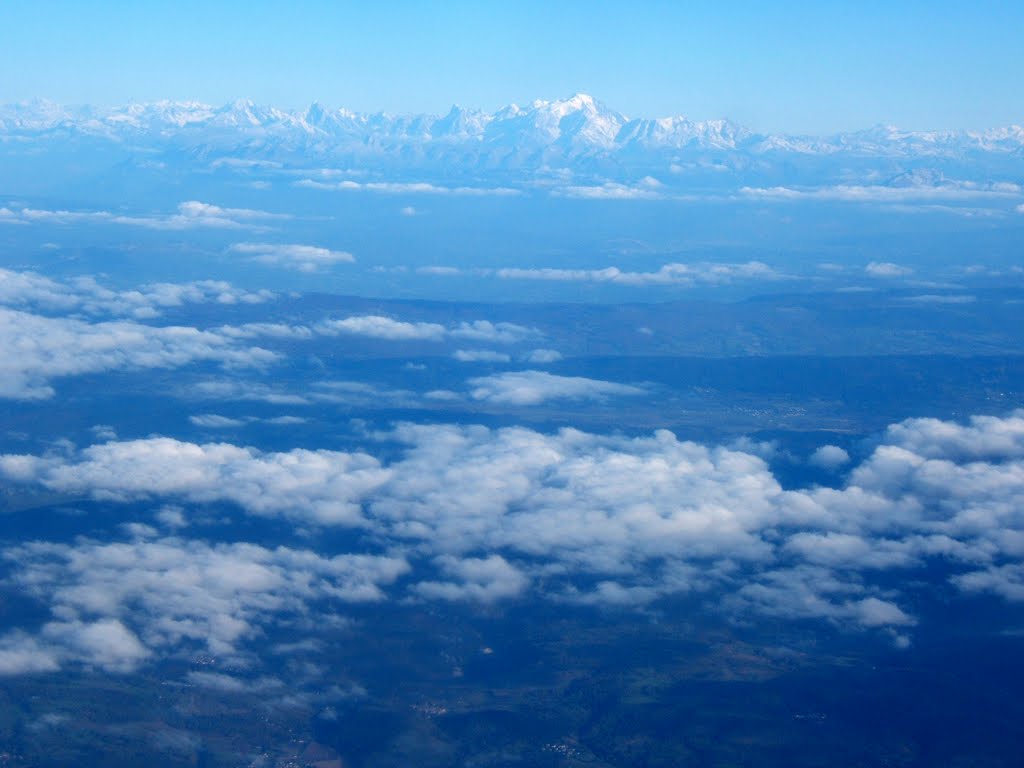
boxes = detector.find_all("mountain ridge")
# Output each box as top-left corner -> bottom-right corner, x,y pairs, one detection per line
3,93 -> 1022,156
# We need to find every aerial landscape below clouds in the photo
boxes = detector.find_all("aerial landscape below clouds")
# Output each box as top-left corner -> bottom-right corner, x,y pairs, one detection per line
1,89 -> 1023,767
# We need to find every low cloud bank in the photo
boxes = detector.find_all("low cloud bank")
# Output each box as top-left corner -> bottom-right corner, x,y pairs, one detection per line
2,411 -> 1024,672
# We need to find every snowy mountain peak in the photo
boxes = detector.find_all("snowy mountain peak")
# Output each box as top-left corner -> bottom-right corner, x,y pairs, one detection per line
1,96 -> 1022,173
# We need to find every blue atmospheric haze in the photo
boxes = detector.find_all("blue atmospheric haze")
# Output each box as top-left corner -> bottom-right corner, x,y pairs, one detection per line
1,5 -> 1024,767
1,1 -> 1023,133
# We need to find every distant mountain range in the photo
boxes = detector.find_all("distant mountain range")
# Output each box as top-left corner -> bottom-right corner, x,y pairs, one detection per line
2,94 -> 1022,191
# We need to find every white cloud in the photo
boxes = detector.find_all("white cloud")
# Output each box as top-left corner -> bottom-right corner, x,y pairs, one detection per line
229,242 -> 355,272
0,308 -> 276,399
449,320 -> 536,343
865,261 -> 914,277
1,437 -> 389,524
91,424 -> 118,441
187,671 -> 285,694
189,414 -> 246,428
556,177 -> 664,200
741,182 -> 1021,203
0,537 -> 409,671
468,370 -> 644,405
495,261 -> 776,286
0,268 -> 273,319
4,410 -> 1024,658
190,379 -> 312,405
0,633 -> 60,675
412,555 -> 528,603
295,179 -> 519,196
310,316 -> 536,344
0,201 -> 289,230
880,411 -> 1024,460
42,619 -> 150,673
317,315 -> 446,341
903,294 -> 976,304
954,564 -> 1024,601
453,349 -> 511,363
214,322 -> 315,340
809,445 -> 851,469
524,348 -> 563,363
265,415 -> 308,425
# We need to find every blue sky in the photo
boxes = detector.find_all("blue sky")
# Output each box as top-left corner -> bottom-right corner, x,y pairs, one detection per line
1,0 -> 1022,133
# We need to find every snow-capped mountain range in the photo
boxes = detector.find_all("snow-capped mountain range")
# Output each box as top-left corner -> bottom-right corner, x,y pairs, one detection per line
5,93 -> 1022,155
1,94 -> 1022,189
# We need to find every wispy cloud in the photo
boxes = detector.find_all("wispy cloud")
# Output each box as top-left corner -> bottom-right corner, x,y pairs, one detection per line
295,179 -> 520,196
555,177 -> 665,200
865,261 -> 913,277
0,201 -> 289,230
495,261 -> 777,286
228,242 -> 355,271
467,370 -> 644,405
741,181 -> 1022,204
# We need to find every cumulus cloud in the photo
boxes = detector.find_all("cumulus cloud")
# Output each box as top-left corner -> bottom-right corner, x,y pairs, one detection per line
0,537 -> 408,672
0,437 -> 389,524
449,320 -> 537,343
880,411 -> 1024,460
0,308 -> 276,399
954,564 -> 1024,601
4,409 -> 1024,667
809,445 -> 851,469
467,370 -> 645,405
0,268 -> 273,319
725,566 -> 915,629
228,242 -> 355,272
412,555 -> 528,603
0,633 -> 60,675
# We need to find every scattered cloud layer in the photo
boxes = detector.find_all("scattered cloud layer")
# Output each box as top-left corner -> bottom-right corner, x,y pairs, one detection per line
295,179 -> 519,196
0,308 -> 275,399
494,261 -> 776,286
0,537 -> 407,673
228,315 -> 539,345
740,181 -> 1022,204
0,268 -> 273,319
4,409 -> 1024,675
